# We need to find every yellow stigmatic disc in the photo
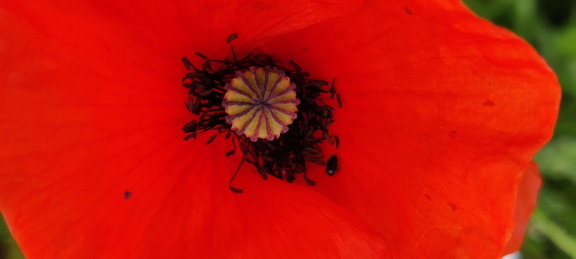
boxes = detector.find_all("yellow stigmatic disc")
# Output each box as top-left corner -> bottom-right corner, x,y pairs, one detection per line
223,67 -> 300,142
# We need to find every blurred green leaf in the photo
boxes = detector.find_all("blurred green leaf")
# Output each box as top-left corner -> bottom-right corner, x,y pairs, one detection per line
531,210 -> 576,258
0,214 -> 24,259
536,137 -> 576,184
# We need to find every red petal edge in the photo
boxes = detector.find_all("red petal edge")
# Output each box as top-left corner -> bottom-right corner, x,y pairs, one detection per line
261,0 -> 560,258
502,161 -> 541,256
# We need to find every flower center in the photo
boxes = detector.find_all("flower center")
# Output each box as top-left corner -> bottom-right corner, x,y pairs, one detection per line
181,34 -> 340,192
223,67 -> 300,142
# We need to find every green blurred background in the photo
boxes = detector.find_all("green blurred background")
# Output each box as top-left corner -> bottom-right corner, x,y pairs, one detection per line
1,0 -> 575,258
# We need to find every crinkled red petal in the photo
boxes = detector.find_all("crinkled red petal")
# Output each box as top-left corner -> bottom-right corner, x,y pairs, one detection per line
261,0 -> 560,257
0,0 -> 559,258
503,161 -> 541,255
0,1 -> 393,258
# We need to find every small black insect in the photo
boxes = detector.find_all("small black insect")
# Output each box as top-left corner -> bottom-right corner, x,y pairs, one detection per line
326,155 -> 338,176
404,7 -> 413,15
124,191 -> 132,199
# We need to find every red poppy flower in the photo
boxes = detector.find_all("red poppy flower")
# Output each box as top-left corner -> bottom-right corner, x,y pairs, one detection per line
0,0 -> 560,258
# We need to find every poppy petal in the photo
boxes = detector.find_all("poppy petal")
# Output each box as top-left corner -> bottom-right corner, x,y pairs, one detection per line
0,0 -> 392,258
503,161 -> 541,255
261,0 -> 560,258
0,0 -> 364,78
